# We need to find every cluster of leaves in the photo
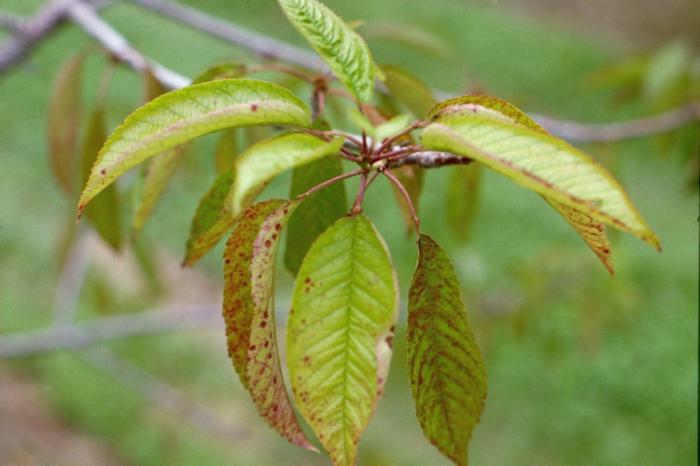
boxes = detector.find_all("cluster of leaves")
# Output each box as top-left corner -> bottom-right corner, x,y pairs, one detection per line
63,0 -> 661,464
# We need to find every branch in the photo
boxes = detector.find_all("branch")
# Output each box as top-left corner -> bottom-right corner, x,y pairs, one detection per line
0,12 -> 23,31
128,0 -> 700,142
0,306 -> 220,357
0,0 -> 73,73
391,151 -> 473,168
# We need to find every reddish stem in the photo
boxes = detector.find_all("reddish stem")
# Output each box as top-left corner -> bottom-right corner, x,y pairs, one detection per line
383,168 -> 420,233
351,172 -> 369,215
298,168 -> 363,200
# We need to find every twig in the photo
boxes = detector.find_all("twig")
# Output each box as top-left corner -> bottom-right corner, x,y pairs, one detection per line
298,168 -> 363,200
0,306 -> 220,357
390,151 -> 473,168
383,168 -> 420,232
66,0 -> 189,89
53,228 -> 92,324
0,12 -> 23,31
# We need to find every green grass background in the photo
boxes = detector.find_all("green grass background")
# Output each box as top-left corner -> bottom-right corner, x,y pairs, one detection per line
0,0 -> 697,465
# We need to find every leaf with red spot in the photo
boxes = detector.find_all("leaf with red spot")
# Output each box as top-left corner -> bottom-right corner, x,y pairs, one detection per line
222,199 -> 316,451
407,234 -> 487,466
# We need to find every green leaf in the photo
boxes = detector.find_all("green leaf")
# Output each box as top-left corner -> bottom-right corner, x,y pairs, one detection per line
287,215 -> 398,466
214,129 -> 239,174
80,107 -> 123,250
183,133 -> 343,266
285,156 -> 347,274
445,164 -> 482,243
407,234 -> 487,466
381,64 -> 436,118
278,0 -> 377,101
223,199 -> 316,451
193,61 -> 248,84
132,145 -> 187,235
78,79 -> 311,216
421,97 -> 660,250
184,169 -> 237,266
48,52 -> 85,194
374,114 -> 413,141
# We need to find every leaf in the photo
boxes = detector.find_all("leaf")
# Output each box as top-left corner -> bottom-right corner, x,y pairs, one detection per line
132,70 -> 189,236
183,133 -> 343,266
445,164 -> 482,243
80,107 -> 123,250
78,79 -> 311,216
381,64 -> 436,118
287,215 -> 398,466
285,156 -> 347,274
214,129 -> 239,174
193,61 -> 248,84
223,199 -> 316,451
421,97 -> 660,250
278,0 -> 377,101
374,114 -> 413,141
407,234 -> 487,466
184,169 -> 237,266
132,146 -> 187,235
48,52 -> 85,194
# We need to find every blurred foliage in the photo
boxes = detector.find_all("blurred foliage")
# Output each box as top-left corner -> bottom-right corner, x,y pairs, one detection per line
0,0 -> 697,465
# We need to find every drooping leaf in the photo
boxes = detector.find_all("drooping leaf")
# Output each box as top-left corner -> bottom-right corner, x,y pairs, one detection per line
285,156 -> 347,274
381,64 -> 436,118
183,133 -> 343,266
445,164 -> 482,243
132,145 -> 187,235
428,95 -> 616,269
78,79 -> 311,216
278,0 -> 377,101
223,199 -> 316,451
544,199 -> 614,274
391,165 -> 424,235
407,234 -> 487,466
80,107 -> 123,250
421,98 -> 660,250
48,52 -> 86,194
287,215 -> 398,466
214,129 -> 239,174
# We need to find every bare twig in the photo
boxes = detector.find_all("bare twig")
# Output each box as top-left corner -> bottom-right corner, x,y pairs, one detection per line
66,0 -> 189,89
390,151 -> 473,168
0,0 -> 73,73
0,12 -> 23,31
53,228 -> 92,324
0,306 -> 220,357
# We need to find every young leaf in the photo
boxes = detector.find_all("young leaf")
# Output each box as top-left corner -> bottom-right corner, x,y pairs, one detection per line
374,114 -> 413,141
80,108 -> 122,251
287,215 -> 398,466
223,199 -> 316,451
381,64 -> 436,118
48,52 -> 85,194
407,234 -> 487,466
278,0 -> 377,101
445,164 -> 482,243
78,79 -> 311,216
183,133 -> 343,266
428,95 -> 616,271
285,156 -> 347,274
421,109 -> 660,249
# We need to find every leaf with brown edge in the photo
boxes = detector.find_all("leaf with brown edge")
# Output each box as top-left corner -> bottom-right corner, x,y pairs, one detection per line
407,234 -> 487,466
223,199 -> 316,451
445,164 -> 482,243
48,52 -> 86,194
422,95 -> 661,250
287,215 -> 399,466
426,94 -> 622,270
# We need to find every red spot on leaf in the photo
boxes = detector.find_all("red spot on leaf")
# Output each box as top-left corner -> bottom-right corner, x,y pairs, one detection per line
251,104 -> 258,112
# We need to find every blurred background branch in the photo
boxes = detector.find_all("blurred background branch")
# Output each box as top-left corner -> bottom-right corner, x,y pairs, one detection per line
0,0 -> 697,144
